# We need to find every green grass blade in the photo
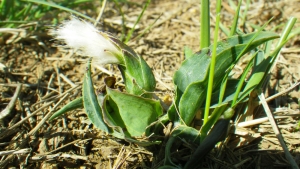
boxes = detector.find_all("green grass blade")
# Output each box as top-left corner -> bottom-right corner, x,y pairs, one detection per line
200,103 -> 228,140
238,55 -> 272,103
21,3 -> 33,20
228,0 -> 236,9
124,0 -> 150,43
0,0 -> 13,20
231,17 -> 273,66
218,73 -> 229,104
200,0 -> 210,49
203,0 -> 222,125
218,22 -> 230,37
49,97 -> 83,121
288,26 -> 300,39
134,13 -> 161,40
112,0 -> 126,41
271,17 -> 297,61
241,0 -> 250,29
244,18 -> 297,97
15,3 -> 33,20
226,20 -> 276,104
229,0 -> 242,36
22,0 -> 95,22
231,51 -> 256,107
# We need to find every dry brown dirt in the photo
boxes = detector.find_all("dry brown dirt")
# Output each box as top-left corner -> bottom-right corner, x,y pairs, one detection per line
0,0 -> 300,168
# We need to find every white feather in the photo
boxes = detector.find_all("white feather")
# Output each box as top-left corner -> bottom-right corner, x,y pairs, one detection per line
51,17 -> 120,65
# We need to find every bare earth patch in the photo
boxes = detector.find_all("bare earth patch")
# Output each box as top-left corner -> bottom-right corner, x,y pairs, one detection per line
0,0 -> 300,168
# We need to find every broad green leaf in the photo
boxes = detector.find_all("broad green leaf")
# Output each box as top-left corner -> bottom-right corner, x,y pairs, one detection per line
82,60 -> 110,133
184,46 -> 194,59
101,94 -> 127,139
101,94 -> 162,146
178,83 -> 207,125
106,87 -> 163,137
49,97 -> 83,121
171,125 -> 201,144
108,36 -> 156,97
173,48 -> 210,93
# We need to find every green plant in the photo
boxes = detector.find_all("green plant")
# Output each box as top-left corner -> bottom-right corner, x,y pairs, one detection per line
0,0 -> 95,28
296,121 -> 300,131
48,1 -> 298,168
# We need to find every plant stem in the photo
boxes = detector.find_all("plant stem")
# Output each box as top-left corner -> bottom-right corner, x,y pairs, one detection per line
229,0 -> 242,36
200,0 -> 210,49
94,0 -> 107,26
203,0 -> 221,125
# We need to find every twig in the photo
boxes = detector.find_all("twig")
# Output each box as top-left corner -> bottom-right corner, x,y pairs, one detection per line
152,3 -> 193,29
10,72 -> 35,76
30,153 -> 88,161
55,66 -> 62,94
262,81 -> 300,104
59,73 -> 76,87
94,64 -> 114,76
153,71 -> 172,90
0,28 -> 27,43
282,63 -> 300,80
113,145 -> 131,169
46,73 -> 56,95
24,105 -> 36,129
0,101 -> 55,139
258,91 -> 299,169
44,138 -> 92,155
0,84 -> 22,120
233,157 -> 252,168
237,114 -> 300,127
45,57 -> 86,62
0,83 -> 37,88
28,93 -> 70,136
94,0 -> 107,26
0,142 -> 10,146
0,148 -> 31,156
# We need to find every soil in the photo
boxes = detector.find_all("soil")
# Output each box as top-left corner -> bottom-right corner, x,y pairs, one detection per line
0,0 -> 300,168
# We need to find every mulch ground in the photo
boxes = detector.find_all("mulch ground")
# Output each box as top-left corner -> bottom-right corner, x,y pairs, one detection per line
0,0 -> 300,168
